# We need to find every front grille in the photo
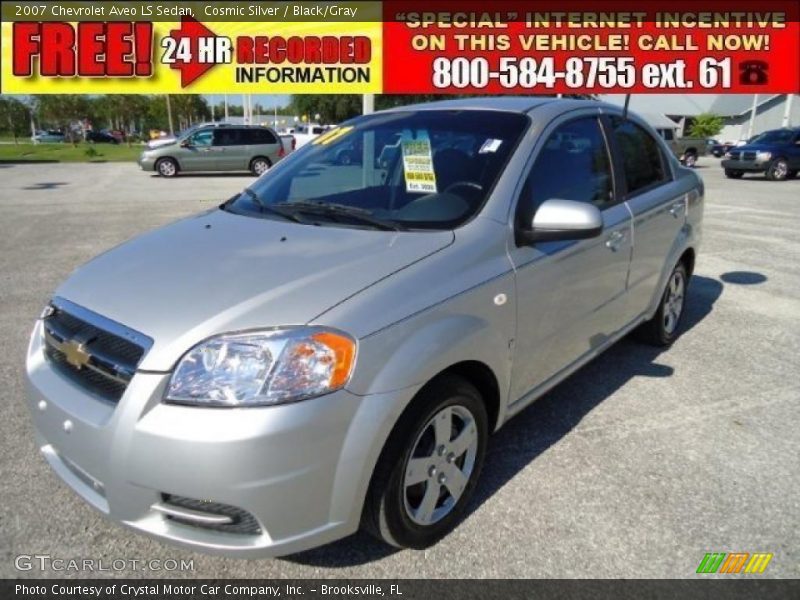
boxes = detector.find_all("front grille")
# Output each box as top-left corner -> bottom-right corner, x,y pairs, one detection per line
42,298 -> 151,403
742,151 -> 757,161
728,151 -> 740,160
161,494 -> 262,535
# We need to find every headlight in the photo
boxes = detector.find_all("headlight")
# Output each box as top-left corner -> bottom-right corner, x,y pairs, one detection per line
723,151 -> 732,158
165,328 -> 356,407
756,151 -> 772,162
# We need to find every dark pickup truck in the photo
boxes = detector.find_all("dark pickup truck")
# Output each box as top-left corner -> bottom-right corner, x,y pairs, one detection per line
721,128 -> 800,181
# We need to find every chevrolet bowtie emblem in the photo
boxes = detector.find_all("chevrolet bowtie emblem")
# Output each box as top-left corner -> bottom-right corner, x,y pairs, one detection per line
62,339 -> 91,370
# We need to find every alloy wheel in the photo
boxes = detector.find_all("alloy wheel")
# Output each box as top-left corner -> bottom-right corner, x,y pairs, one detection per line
663,270 -> 685,335
403,404 -> 479,526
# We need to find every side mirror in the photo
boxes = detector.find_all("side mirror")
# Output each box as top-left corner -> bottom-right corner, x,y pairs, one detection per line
518,198 -> 603,244
180,140 -> 191,148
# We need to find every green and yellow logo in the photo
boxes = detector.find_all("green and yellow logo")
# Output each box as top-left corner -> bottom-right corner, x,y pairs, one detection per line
696,552 -> 773,574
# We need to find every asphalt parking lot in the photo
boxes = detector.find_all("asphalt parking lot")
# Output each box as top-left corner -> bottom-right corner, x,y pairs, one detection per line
1,159 -> 798,578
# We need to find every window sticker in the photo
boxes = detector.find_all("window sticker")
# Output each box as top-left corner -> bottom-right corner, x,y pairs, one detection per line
401,131 -> 437,194
479,138 -> 503,154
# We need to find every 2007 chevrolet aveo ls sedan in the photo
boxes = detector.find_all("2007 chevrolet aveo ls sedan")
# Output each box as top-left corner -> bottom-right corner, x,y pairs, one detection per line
26,98 -> 703,556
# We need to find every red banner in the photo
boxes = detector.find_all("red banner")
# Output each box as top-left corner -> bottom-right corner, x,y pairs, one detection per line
383,0 -> 800,94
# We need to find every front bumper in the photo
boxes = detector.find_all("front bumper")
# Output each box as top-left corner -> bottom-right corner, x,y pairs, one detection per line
25,319 -> 412,557
721,158 -> 768,172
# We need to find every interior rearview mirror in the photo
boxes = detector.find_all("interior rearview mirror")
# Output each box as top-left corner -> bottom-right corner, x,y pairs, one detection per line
518,198 -> 603,244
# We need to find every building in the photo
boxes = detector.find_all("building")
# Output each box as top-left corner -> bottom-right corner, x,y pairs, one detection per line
598,94 -> 800,142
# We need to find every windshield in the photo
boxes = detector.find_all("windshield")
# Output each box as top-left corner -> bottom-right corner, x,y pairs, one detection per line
224,110 -> 529,230
748,130 -> 795,145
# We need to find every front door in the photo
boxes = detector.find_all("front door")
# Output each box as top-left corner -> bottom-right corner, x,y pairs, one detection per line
508,114 -> 633,402
178,128 -> 214,171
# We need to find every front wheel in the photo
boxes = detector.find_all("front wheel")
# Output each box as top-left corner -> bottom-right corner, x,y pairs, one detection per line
156,158 -> 178,177
363,375 -> 488,549
635,262 -> 689,347
724,169 -> 744,179
766,158 -> 789,181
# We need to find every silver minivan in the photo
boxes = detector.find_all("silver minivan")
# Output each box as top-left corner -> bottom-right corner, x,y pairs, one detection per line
26,98 -> 703,556
139,125 -> 285,177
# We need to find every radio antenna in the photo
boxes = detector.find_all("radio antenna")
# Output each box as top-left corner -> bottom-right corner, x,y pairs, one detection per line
622,94 -> 631,120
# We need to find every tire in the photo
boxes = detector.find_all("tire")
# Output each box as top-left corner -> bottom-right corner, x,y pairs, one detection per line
362,375 -> 489,549
635,262 -> 689,347
156,157 -> 178,178
765,158 -> 789,181
724,169 -> 744,179
683,152 -> 697,168
787,170 -> 798,180
249,156 -> 271,176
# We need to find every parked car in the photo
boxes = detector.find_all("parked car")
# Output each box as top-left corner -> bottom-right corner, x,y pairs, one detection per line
26,98 -> 703,557
710,141 -> 735,157
655,128 -> 707,167
85,130 -> 119,144
294,123 -> 330,148
30,130 -> 65,143
279,133 -> 296,155
139,125 -> 285,177
721,127 -> 800,181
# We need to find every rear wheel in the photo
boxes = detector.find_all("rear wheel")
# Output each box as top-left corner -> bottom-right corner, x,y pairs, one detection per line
636,262 -> 688,347
683,152 -> 698,168
766,158 -> 789,181
724,169 -> 744,179
250,156 -> 271,176
156,157 -> 178,177
363,375 -> 488,549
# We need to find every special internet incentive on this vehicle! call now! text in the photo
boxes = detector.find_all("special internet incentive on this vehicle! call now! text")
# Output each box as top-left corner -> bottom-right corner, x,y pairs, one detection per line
1,0 -> 798,96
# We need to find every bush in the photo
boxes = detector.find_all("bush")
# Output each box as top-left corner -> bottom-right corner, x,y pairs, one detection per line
84,146 -> 99,158
688,114 -> 724,138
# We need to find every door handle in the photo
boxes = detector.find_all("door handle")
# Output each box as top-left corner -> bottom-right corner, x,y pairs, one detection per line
605,230 -> 625,251
669,201 -> 685,218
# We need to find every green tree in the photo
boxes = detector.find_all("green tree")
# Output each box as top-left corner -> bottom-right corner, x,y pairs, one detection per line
33,95 -> 92,145
688,113 -> 724,138
0,97 -> 32,144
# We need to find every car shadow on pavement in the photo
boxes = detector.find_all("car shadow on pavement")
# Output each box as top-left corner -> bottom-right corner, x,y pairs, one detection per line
149,173 -> 256,179
283,275 -> 725,568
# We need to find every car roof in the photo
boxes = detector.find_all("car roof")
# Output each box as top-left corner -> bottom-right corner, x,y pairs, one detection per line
377,96 -> 605,115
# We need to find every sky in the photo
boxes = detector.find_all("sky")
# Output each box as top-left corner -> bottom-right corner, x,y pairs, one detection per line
204,94 -> 290,109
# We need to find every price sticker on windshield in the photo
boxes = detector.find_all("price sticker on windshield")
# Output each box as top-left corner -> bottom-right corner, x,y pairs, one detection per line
401,132 -> 437,194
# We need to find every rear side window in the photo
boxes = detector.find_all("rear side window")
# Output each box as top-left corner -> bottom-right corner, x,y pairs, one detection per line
611,118 -> 669,195
213,129 -> 244,146
245,128 -> 278,144
517,116 -> 614,225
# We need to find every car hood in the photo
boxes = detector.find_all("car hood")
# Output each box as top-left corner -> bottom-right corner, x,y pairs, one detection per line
733,143 -> 782,152
56,209 -> 454,371
147,138 -> 177,149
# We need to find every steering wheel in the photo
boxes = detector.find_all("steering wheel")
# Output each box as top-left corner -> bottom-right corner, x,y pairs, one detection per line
443,181 -> 484,195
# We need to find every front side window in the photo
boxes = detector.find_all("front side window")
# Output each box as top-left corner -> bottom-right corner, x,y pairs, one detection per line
188,129 -> 213,147
612,118 -> 668,195
517,117 -> 613,227
225,110 -> 529,230
748,129 -> 795,145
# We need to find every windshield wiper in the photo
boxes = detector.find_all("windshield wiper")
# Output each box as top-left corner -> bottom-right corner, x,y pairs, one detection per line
274,201 -> 405,231
241,188 -> 305,224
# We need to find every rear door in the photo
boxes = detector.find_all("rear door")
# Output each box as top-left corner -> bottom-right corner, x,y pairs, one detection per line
508,112 -> 633,401
212,128 -> 247,170
607,116 -> 687,319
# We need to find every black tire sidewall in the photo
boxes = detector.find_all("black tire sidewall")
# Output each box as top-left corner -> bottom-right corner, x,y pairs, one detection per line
369,376 -> 488,549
